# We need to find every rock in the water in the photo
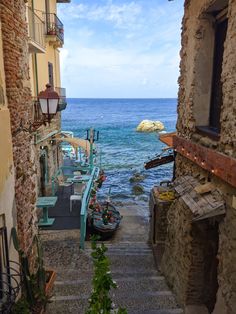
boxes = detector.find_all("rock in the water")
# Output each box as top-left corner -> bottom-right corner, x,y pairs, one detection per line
136,120 -> 164,132
132,184 -> 145,195
129,173 -> 146,183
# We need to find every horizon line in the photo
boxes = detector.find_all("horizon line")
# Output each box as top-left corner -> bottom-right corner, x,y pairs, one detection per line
66,97 -> 178,100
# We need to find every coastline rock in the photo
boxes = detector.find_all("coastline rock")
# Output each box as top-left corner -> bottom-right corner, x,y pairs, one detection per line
136,120 -> 164,132
129,173 -> 146,183
132,184 -> 145,195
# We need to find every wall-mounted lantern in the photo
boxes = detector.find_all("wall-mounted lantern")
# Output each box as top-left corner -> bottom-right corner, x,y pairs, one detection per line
13,84 -> 60,136
38,84 -> 60,124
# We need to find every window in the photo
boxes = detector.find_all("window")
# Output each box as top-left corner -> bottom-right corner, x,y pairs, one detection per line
48,62 -> 54,87
209,12 -> 228,133
195,5 -> 228,139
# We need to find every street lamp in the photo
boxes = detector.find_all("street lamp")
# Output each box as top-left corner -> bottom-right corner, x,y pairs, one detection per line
38,84 -> 60,124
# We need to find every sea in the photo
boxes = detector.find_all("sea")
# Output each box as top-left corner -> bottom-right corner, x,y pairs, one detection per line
62,98 -> 177,213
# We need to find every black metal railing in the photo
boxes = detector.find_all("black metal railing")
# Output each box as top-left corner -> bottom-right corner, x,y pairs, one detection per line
45,13 -> 64,44
55,87 -> 67,111
28,7 -> 45,49
0,227 -> 21,313
55,87 -> 66,98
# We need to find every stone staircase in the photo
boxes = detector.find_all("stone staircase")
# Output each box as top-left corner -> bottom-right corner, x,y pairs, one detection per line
43,204 -> 183,314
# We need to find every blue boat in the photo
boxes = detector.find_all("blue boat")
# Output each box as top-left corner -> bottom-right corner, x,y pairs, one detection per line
88,203 -> 122,239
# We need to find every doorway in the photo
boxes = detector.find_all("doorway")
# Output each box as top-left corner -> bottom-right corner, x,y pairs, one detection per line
40,152 -> 47,196
187,220 -> 219,313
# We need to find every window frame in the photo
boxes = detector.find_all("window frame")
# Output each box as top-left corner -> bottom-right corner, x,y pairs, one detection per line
196,7 -> 228,140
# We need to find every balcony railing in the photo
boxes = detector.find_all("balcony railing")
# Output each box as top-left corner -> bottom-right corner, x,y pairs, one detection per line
55,87 -> 66,98
0,227 -> 21,313
45,13 -> 64,45
55,87 -> 67,111
28,7 -> 45,52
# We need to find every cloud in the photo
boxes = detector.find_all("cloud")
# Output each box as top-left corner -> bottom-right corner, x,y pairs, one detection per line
59,43 -> 180,97
58,0 -> 184,98
59,1 -> 143,30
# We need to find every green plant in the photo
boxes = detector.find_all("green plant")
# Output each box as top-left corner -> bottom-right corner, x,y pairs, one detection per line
11,227 -> 49,312
86,236 -> 127,314
11,297 -> 30,314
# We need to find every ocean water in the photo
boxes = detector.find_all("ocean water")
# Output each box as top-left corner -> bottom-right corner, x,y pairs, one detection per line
62,98 -> 177,206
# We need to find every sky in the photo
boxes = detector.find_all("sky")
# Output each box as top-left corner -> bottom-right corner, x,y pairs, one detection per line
58,0 -> 184,98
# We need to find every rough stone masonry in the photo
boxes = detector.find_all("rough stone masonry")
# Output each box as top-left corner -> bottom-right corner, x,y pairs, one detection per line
162,0 -> 236,313
0,1 -> 38,255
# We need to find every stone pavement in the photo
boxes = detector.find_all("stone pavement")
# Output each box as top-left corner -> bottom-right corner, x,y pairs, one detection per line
41,203 -> 183,314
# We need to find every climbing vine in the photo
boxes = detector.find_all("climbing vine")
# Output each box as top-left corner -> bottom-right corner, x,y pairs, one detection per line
86,236 -> 127,314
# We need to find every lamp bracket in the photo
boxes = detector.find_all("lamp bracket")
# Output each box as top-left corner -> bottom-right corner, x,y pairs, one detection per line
12,118 -> 47,136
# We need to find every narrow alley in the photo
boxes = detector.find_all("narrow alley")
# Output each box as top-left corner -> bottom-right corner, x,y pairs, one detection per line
41,204 -> 183,314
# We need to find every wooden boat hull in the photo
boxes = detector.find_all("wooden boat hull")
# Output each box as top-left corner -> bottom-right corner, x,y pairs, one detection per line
88,203 -> 122,239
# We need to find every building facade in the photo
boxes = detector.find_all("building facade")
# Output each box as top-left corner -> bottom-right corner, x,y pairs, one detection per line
0,0 -> 69,308
27,0 -> 69,196
0,13 -> 19,303
161,0 -> 236,313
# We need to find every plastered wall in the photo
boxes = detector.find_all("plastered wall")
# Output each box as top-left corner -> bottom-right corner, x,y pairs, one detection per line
163,0 -> 236,312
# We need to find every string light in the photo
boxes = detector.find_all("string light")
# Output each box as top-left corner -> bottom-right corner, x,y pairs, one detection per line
194,155 -> 197,160
201,160 -> 205,166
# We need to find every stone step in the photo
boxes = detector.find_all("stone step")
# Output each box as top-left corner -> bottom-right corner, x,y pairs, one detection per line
86,245 -> 152,250
55,275 -> 165,285
55,268 -> 160,281
53,276 -> 169,296
109,253 -> 156,268
47,293 -> 181,313
47,302 -> 183,314
128,310 -> 183,314
87,250 -> 153,256
52,290 -> 175,301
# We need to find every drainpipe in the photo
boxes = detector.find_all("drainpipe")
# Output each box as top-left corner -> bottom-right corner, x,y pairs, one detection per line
34,54 -> 39,96
31,0 -> 39,96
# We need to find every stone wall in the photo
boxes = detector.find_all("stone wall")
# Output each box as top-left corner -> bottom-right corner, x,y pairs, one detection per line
177,0 -> 236,156
0,1 -> 37,254
161,198 -> 193,306
163,0 -> 236,312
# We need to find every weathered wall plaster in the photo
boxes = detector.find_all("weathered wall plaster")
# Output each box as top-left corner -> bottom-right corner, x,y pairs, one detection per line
163,0 -> 236,312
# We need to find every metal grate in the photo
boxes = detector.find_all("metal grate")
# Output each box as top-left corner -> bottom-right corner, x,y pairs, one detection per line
45,13 -> 64,44
0,227 -> 21,313
28,7 -> 45,49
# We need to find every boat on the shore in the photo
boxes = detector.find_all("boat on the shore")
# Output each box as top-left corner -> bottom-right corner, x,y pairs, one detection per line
88,203 -> 122,239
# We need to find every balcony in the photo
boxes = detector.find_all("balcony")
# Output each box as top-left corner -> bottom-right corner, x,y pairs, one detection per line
55,87 -> 67,111
28,7 -> 46,53
45,13 -> 64,48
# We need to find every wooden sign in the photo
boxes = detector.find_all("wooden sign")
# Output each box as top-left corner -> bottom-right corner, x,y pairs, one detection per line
173,135 -> 236,188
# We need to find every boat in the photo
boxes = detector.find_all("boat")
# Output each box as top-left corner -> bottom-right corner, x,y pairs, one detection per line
88,203 -> 122,239
144,149 -> 174,170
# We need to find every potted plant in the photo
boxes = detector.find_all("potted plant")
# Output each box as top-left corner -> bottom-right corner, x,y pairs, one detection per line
47,27 -> 56,35
11,228 -> 56,313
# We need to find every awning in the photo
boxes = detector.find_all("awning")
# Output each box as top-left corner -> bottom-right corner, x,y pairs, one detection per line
174,176 -> 225,221
159,132 -> 176,148
55,137 -> 91,156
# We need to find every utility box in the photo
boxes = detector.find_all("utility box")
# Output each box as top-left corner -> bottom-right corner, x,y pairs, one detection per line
149,185 -> 174,267
149,185 -> 174,244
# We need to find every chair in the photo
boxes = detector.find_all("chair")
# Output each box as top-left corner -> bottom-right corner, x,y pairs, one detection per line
69,183 -> 86,212
57,174 -> 73,197
70,194 -> 82,212
73,171 -> 81,176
